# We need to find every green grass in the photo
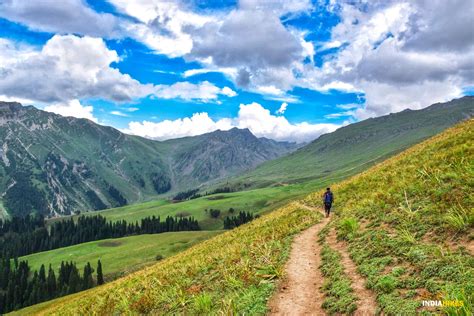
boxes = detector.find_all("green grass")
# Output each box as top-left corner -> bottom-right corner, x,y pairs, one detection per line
19,231 -> 220,280
14,203 -> 322,315
47,180 -> 325,231
13,117 -> 473,315
305,119 -> 474,315
227,97 -> 473,189
318,226 -> 358,315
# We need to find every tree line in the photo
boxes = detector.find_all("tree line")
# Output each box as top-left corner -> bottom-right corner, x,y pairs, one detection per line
0,258 -> 104,313
0,214 -> 200,258
172,186 -> 235,202
223,211 -> 255,229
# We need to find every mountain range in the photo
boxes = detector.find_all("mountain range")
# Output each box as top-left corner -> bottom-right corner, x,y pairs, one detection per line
1,96 -> 472,218
0,102 -> 298,217
229,96 -> 474,188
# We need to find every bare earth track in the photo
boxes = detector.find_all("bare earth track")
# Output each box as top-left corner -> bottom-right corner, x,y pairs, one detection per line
269,203 -> 378,315
326,229 -> 378,315
268,203 -> 329,315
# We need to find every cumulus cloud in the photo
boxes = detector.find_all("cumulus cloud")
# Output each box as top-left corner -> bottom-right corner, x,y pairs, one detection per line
44,99 -> 98,122
109,0 -> 214,57
190,10 -> 302,69
354,80 -> 463,119
276,102 -> 288,114
0,35 -> 154,103
154,81 -> 236,101
125,102 -> 340,143
0,0 -> 120,37
105,0 -> 312,94
239,0 -> 313,16
401,0 -> 474,52
302,0 -> 474,119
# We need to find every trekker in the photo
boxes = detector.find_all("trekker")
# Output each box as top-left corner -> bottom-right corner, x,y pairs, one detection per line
323,188 -> 333,217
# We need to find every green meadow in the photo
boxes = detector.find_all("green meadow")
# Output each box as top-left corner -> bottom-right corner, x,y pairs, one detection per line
20,231 -> 220,280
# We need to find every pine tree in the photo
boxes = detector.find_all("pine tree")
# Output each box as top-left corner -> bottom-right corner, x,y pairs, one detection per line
47,264 -> 57,299
97,260 -> 104,285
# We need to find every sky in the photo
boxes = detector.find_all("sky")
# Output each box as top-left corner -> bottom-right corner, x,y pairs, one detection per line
0,0 -> 472,143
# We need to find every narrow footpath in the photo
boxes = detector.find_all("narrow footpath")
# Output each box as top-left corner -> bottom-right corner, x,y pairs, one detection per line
268,204 -> 329,315
268,203 -> 378,315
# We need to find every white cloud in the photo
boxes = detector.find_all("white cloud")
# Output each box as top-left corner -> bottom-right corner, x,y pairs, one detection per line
354,80 -> 463,119
0,35 -> 154,103
324,111 -> 354,119
44,99 -> 98,122
125,102 -> 340,143
154,81 -> 236,101
109,0 -> 215,57
125,107 -> 139,112
110,110 -> 129,117
276,102 -> 288,114
221,86 -> 237,97
0,0 -> 120,37
301,1 -> 473,118
183,67 -> 237,78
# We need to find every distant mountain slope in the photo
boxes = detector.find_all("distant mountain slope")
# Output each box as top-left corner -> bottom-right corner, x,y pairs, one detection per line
0,102 -> 298,217
232,96 -> 474,188
163,128 -> 298,189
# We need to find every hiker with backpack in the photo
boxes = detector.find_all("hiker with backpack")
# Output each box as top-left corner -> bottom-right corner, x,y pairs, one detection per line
323,188 -> 334,217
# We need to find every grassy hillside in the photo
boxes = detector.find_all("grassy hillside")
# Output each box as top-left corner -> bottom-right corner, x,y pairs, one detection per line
15,203 -> 321,315
304,119 -> 473,314
231,96 -> 473,189
47,179 -> 327,230
14,119 -> 472,315
19,231 -> 220,281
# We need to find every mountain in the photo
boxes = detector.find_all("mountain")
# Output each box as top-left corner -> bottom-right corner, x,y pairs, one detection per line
0,102 -> 298,217
17,118 -> 473,315
230,96 -> 474,188
162,128 -> 299,189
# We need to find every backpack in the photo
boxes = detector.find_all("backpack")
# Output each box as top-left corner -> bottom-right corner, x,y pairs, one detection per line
324,192 -> 333,203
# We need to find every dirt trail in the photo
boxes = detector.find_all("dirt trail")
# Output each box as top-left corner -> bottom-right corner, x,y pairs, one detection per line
326,229 -> 378,315
268,203 -> 329,315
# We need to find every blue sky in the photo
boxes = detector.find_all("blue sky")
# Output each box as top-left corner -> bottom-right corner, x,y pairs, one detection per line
0,0 -> 472,142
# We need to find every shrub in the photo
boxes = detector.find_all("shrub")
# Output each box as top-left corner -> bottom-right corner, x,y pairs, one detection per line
193,293 -> 213,313
337,217 -> 359,241
374,275 -> 397,293
444,206 -> 473,232
209,209 -> 221,218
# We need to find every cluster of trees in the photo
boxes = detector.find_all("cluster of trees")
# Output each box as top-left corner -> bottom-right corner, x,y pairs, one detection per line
172,189 -> 200,201
0,214 -> 200,258
151,172 -> 171,194
108,185 -> 127,207
173,186 -> 236,202
0,258 -> 104,313
223,211 -> 255,229
209,186 -> 233,194
3,170 -> 48,217
207,209 -> 221,218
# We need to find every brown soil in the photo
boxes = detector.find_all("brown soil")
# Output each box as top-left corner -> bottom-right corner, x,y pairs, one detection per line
326,229 -> 378,316
268,203 -> 380,315
98,240 -> 123,247
268,203 -> 330,315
